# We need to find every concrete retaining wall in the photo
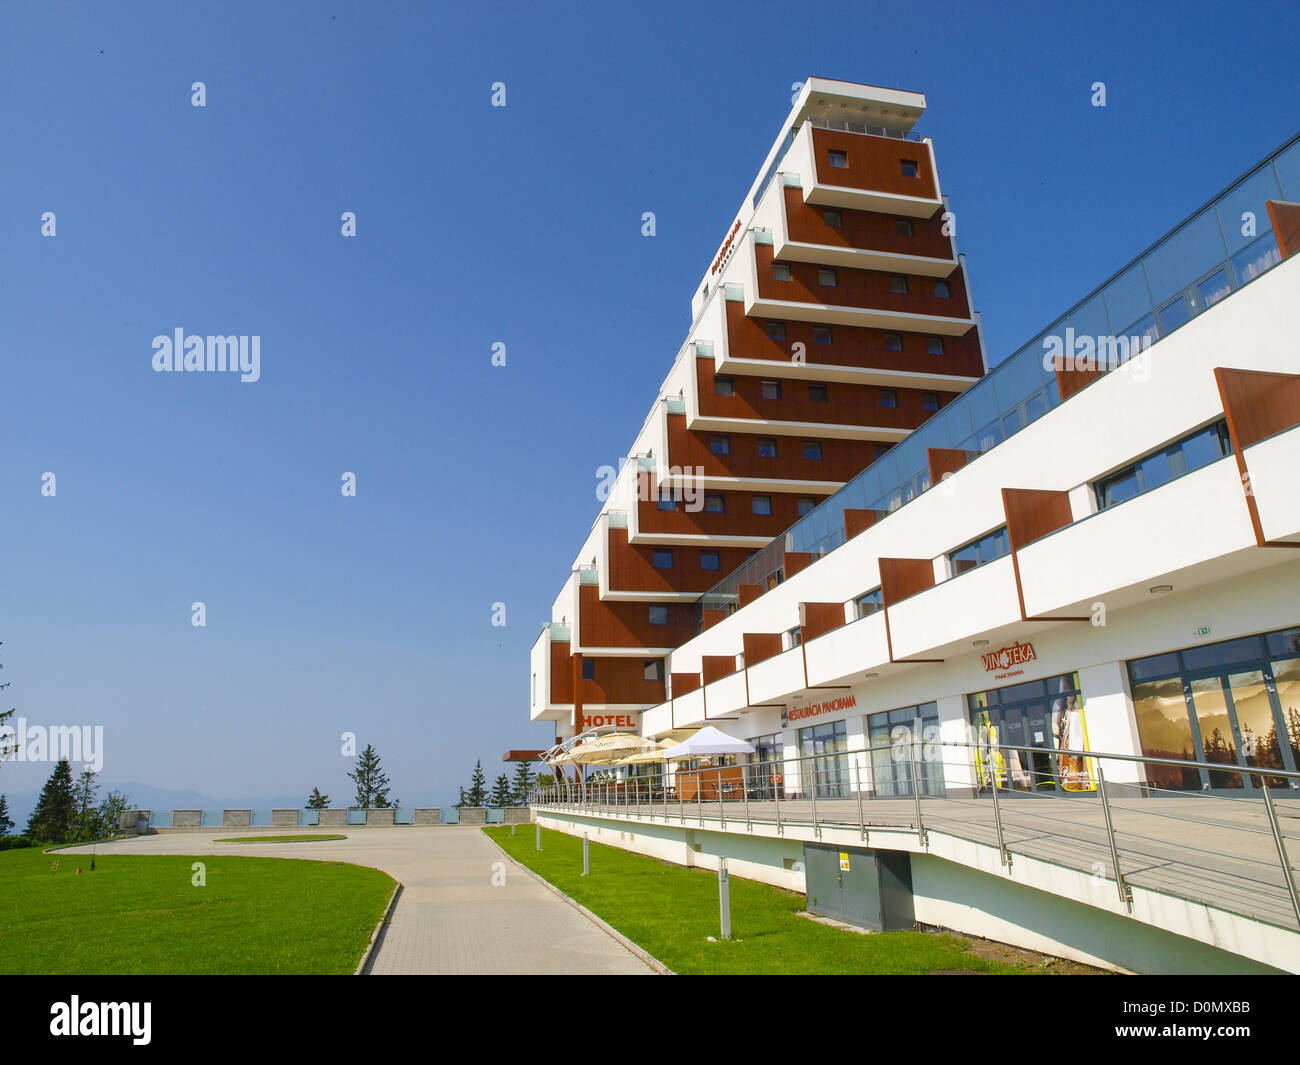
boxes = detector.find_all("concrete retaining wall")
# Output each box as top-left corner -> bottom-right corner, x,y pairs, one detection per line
222,810 -> 252,828
504,807 -> 532,824
413,808 -> 441,825
174,810 -> 202,828
271,809 -> 300,827
365,808 -> 394,826
459,807 -> 488,825
318,808 -> 348,826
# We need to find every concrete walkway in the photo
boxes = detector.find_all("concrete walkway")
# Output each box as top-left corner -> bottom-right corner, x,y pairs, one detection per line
59,827 -> 655,975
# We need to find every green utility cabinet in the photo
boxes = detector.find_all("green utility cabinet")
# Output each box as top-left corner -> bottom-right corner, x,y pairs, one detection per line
803,843 -> 915,931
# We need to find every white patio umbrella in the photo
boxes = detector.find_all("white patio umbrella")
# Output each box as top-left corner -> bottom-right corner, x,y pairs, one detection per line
663,726 -> 755,760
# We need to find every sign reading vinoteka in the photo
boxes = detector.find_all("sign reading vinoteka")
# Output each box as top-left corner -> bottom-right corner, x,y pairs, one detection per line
981,641 -> 1036,676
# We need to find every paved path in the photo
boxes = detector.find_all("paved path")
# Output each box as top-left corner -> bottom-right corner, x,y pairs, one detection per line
59,827 -> 654,975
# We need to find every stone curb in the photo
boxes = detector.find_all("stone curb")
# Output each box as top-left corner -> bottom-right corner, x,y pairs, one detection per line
356,881 -> 403,975
481,828 -> 673,975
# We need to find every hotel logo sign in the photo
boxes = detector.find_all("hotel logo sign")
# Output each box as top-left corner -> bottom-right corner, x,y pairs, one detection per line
981,641 -> 1036,676
710,219 -> 743,275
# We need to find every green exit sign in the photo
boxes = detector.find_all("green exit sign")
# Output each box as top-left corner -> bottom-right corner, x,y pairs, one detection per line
1195,626 -> 1211,638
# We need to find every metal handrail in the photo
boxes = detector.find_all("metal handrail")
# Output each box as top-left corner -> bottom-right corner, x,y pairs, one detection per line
533,736 -> 1300,930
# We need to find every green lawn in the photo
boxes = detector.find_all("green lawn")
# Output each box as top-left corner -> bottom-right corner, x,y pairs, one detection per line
486,826 -> 1038,975
213,834 -> 347,844
0,847 -> 394,974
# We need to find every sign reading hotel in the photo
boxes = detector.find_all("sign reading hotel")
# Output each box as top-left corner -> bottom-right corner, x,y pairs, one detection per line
783,694 -> 857,726
981,640 -> 1036,680
579,713 -> 639,729
710,219 -> 743,275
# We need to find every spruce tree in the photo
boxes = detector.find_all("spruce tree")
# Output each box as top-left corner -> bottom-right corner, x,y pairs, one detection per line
466,760 -> 487,807
510,760 -> 535,805
306,787 -> 330,810
347,744 -> 393,809
455,785 -> 467,810
28,759 -> 76,842
0,794 -> 12,836
73,767 -> 100,842
489,773 -> 513,808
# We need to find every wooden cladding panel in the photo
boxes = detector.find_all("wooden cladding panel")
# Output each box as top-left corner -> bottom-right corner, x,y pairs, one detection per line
738,584 -> 762,608
783,552 -> 814,578
702,655 -> 738,684
810,126 -> 939,201
666,412 -> 872,484
1215,368 -> 1300,450
879,557 -> 936,606
927,447 -> 969,483
577,585 -> 694,648
844,508 -> 886,539
577,656 -> 666,705
1055,362 -> 1107,402
606,526 -> 751,594
799,601 -> 846,641
742,632 -> 784,667
1002,488 -> 1074,550
549,641 -> 573,704
783,185 -> 953,259
725,301 -> 984,379
701,608 -> 728,631
754,243 -> 971,321
1267,200 -> 1300,259
671,672 -> 701,697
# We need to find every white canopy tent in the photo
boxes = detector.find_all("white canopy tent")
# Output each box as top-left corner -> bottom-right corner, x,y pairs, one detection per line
663,726 -> 755,761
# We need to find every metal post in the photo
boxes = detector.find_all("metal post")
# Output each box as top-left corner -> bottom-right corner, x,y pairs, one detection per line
1096,765 -> 1131,906
511,823 -> 516,837
855,750 -> 866,841
718,767 -> 726,830
910,738 -> 927,846
774,757 -> 783,836
582,832 -> 589,876
697,771 -> 704,827
1262,783 -> 1300,931
744,759 -> 751,832
718,857 -> 732,940
535,822 -> 541,851
809,754 -> 819,837
989,744 -> 1008,867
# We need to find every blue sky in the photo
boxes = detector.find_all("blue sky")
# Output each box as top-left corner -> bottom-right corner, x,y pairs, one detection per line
0,1 -> 1296,818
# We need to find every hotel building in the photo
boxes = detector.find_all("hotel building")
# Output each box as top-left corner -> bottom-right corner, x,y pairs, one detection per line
526,78 -> 1300,973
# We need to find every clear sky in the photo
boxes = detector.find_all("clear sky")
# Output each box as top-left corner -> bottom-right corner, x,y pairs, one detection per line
0,1 -> 1296,815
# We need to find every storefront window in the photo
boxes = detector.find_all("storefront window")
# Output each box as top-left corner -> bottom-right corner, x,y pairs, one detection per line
1127,626 -> 1300,792
746,732 -> 785,799
867,703 -> 943,797
798,720 -> 849,799
967,673 -> 1095,793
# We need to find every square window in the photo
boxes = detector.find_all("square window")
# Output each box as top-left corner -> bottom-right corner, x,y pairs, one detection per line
855,588 -> 883,618
813,325 -> 833,345
890,275 -> 909,294
885,332 -> 903,351
649,605 -> 669,626
715,376 -> 734,396
752,495 -> 772,516
808,382 -> 828,403
900,159 -> 919,178
657,490 -> 675,511
818,267 -> 838,287
761,380 -> 782,400
880,389 -> 898,408
705,492 -> 726,513
582,659 -> 595,681
828,150 -> 848,169
804,441 -> 822,460
700,550 -> 720,571
772,262 -> 792,282
766,321 -> 787,341
653,548 -> 673,570
934,280 -> 951,298
797,497 -> 816,517
644,659 -> 664,682
922,392 -> 940,412
757,437 -> 778,458
926,336 -> 944,354
823,208 -> 843,228
895,218 -> 914,236
710,435 -> 730,456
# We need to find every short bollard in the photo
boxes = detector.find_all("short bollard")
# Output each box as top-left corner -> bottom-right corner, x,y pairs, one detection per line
535,823 -> 541,851
582,832 -> 590,877
718,858 -> 732,940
